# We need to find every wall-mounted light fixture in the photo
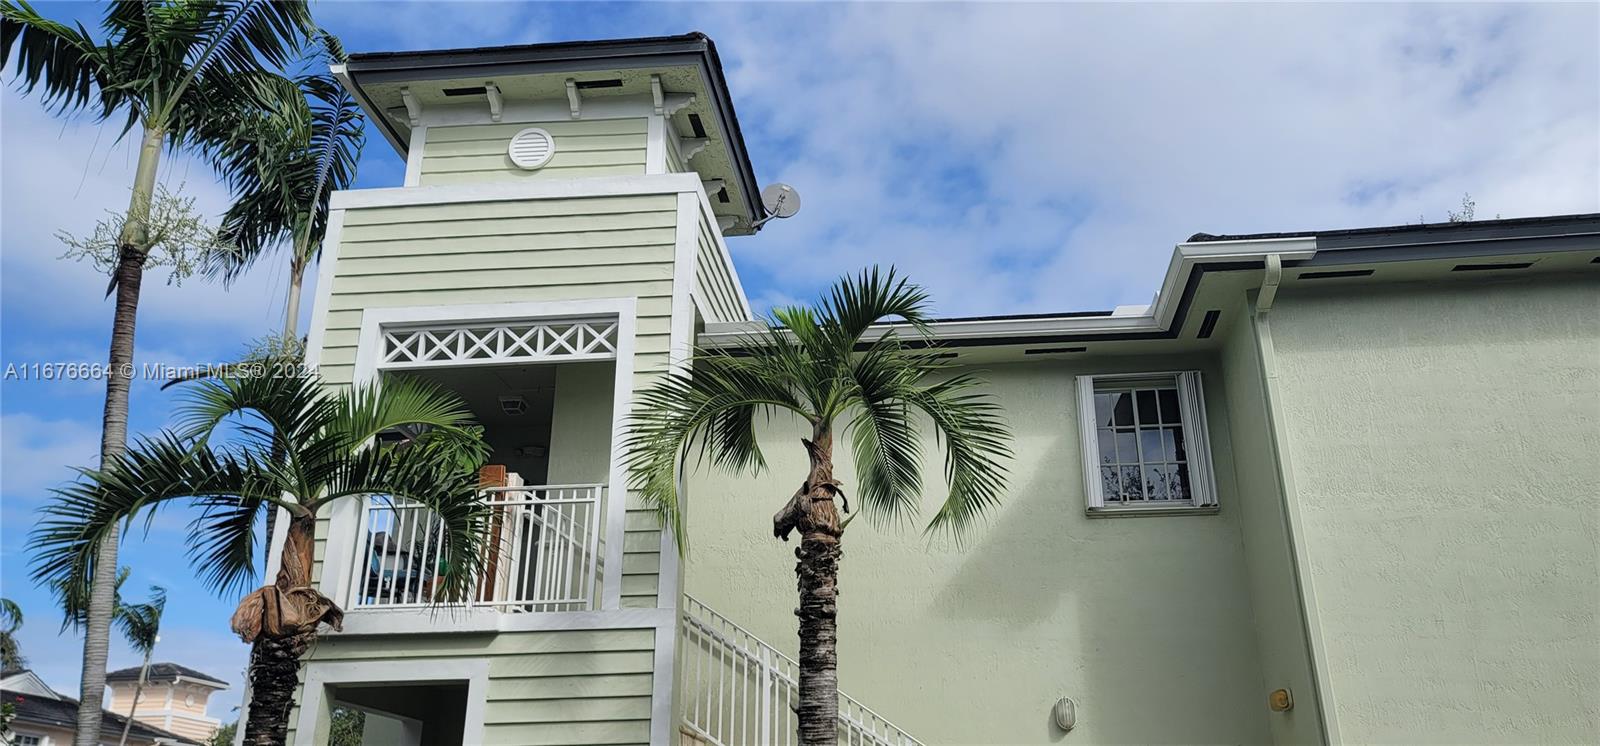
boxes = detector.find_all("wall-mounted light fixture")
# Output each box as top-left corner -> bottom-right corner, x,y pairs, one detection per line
1053,697 -> 1077,732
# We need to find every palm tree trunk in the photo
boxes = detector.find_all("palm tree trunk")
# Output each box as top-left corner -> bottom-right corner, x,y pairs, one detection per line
775,424 -> 844,745
281,254 -> 305,341
117,651 -> 154,746
77,124 -> 164,746
242,512 -> 317,746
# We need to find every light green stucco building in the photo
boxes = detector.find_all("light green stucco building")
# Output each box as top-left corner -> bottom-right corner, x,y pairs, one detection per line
262,32 -> 1600,746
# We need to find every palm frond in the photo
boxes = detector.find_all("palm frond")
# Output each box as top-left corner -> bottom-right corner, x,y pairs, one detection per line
0,1 -> 113,116
841,338 -> 927,525
905,371 -> 1012,536
628,266 -> 1011,548
29,432 -> 284,605
816,266 -> 931,350
0,597 -> 21,633
320,438 -> 489,603
174,370 -> 333,452
168,0 -> 311,111
625,348 -> 812,546
114,584 -> 165,656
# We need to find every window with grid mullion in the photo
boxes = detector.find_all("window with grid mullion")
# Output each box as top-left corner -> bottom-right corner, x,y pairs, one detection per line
1090,383 -> 1193,506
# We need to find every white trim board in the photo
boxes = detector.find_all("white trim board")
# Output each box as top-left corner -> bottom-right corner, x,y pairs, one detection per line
292,658 -> 489,746
333,606 -> 672,636
402,126 -> 427,187
329,172 -> 702,210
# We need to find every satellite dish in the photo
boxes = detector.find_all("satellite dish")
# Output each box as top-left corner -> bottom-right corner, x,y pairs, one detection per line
762,183 -> 801,219
751,183 -> 802,229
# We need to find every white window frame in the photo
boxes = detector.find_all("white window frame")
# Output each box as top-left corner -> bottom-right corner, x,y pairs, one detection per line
1075,370 -> 1219,515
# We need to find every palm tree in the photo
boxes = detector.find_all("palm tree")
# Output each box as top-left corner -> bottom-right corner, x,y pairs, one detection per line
626,268 -> 1012,744
49,568 -> 168,746
1,4 -> 315,742
0,598 -> 23,670
30,371 -> 492,746
114,579 -> 165,746
204,34 -> 364,342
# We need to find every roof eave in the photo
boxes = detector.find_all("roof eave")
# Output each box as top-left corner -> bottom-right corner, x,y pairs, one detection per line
335,33 -> 764,227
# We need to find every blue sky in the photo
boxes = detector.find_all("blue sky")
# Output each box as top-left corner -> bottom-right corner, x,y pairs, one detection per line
2,0 -> 1596,722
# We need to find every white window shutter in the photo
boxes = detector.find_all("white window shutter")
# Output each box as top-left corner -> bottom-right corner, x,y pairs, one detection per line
1076,375 -> 1105,510
1176,371 -> 1219,507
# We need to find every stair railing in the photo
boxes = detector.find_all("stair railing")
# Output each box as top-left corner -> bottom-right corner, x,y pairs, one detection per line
680,594 -> 924,746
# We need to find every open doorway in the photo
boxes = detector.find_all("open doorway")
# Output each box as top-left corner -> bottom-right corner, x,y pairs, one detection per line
326,681 -> 468,746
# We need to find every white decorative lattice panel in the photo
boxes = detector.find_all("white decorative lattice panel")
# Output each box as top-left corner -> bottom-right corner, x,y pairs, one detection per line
381,319 -> 618,368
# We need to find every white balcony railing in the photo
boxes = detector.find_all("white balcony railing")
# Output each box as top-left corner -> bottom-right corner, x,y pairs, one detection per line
347,484 -> 605,612
680,595 -> 924,746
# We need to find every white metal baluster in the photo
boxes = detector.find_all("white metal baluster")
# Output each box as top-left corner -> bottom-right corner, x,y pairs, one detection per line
555,494 -> 571,609
348,500 -> 373,608
584,487 -> 602,608
533,489 -> 549,611
758,643 -> 773,746
381,505 -> 402,606
399,503 -> 421,604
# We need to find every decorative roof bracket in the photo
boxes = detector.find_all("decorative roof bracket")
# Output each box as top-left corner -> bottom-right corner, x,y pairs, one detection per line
651,74 -> 665,115
663,92 -> 696,116
399,87 -> 422,126
680,137 -> 710,160
565,78 -> 581,119
702,179 -> 726,194
485,82 -> 503,122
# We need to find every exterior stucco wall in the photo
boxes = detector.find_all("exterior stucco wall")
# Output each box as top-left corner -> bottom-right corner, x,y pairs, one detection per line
1267,276 -> 1600,744
683,356 -> 1273,744
1217,297 -> 1326,745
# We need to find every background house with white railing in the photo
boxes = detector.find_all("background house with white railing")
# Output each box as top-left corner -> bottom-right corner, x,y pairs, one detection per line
262,31 -> 1599,746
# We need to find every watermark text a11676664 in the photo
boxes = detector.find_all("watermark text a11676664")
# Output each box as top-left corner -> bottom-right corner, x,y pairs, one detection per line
3,359 -> 310,382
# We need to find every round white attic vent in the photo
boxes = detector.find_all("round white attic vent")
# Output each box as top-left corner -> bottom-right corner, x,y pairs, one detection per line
508,127 -> 556,170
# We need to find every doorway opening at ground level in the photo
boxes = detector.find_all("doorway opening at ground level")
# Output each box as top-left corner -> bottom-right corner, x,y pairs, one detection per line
326,680 -> 468,746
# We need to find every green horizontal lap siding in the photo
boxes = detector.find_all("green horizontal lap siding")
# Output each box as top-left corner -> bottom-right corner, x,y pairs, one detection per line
301,629 -> 656,746
420,119 -> 648,186
312,193 -> 682,609
694,212 -> 745,323
664,125 -> 689,173
316,194 -> 680,388
622,502 -> 662,608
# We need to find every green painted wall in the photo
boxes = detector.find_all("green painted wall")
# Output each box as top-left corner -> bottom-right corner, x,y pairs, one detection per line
1267,276 -> 1600,743
290,629 -> 658,746
1217,294 -> 1325,745
693,210 -> 744,323
316,193 -> 678,390
546,361 -> 662,608
682,356 -> 1273,744
420,119 -> 648,186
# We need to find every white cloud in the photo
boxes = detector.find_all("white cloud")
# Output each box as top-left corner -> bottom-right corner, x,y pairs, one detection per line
697,2 -> 1599,314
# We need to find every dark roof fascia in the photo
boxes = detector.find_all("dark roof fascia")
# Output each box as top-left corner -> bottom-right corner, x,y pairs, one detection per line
341,33 -> 764,227
1189,212 -> 1600,247
106,663 -> 227,687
